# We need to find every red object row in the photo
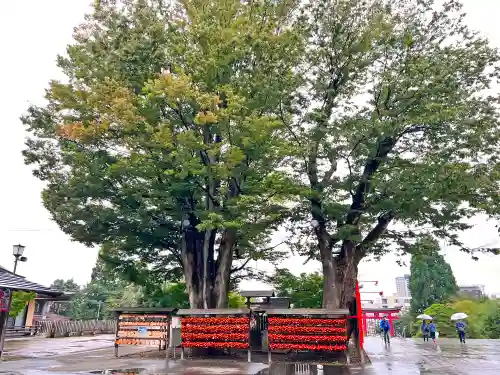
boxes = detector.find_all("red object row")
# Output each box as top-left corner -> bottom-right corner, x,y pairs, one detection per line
268,326 -> 346,334
181,333 -> 248,342
269,343 -> 347,351
181,317 -> 249,325
268,334 -> 346,343
181,324 -> 248,333
182,341 -> 249,349
267,317 -> 346,326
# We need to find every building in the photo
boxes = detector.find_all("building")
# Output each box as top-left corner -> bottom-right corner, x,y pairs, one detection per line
0,265 -> 67,329
459,285 -> 484,299
395,274 -> 411,297
363,294 -> 411,313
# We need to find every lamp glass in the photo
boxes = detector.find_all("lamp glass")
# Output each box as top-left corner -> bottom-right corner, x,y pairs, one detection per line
13,244 -> 25,256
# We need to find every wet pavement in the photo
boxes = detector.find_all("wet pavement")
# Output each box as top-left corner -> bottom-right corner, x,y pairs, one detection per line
4,335 -> 116,358
364,337 -> 500,374
1,336 -> 500,374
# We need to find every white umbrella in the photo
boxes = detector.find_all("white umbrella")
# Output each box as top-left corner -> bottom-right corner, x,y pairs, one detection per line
451,312 -> 468,321
416,314 -> 433,320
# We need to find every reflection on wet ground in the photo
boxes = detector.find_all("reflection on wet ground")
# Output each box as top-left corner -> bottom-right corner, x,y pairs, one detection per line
83,363 -> 362,375
365,337 -> 500,374
3,336 -> 500,374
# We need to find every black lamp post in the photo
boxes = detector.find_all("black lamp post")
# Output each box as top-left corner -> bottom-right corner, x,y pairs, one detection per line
12,244 -> 27,275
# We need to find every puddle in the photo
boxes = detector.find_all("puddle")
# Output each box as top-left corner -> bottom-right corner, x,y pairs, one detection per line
90,370 -> 146,375
256,364 -> 354,375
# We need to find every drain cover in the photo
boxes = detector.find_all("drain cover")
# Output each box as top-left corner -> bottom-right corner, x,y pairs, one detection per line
90,369 -> 146,375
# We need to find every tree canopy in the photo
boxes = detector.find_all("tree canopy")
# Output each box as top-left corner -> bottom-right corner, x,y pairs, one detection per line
409,236 -> 458,314
22,0 -> 500,309
268,268 -> 323,308
50,278 -> 81,293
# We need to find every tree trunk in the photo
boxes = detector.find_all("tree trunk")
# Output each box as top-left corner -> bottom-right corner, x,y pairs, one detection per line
321,254 -> 340,309
321,241 -> 358,309
181,224 -> 235,309
214,229 -> 236,308
336,241 -> 358,308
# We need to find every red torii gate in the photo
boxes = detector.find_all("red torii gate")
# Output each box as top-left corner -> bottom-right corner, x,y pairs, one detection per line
361,307 -> 401,337
355,280 -> 401,344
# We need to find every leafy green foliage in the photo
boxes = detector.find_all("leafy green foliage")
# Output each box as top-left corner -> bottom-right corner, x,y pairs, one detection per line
483,302 -> 500,339
228,292 -> 246,308
22,0 -> 300,308
21,0 -> 500,309
409,236 -> 458,314
9,291 -> 36,318
282,0 -> 500,307
50,279 -> 81,293
399,297 -> 500,339
268,268 -> 323,308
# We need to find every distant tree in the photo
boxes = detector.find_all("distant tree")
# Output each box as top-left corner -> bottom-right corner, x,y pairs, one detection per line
410,236 -> 458,314
268,268 -> 323,308
9,291 -> 36,318
142,282 -> 189,309
483,302 -> 500,339
50,279 -> 81,293
228,292 -> 246,308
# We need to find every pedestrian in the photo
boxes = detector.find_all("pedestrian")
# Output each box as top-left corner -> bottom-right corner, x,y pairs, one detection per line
456,320 -> 466,343
421,320 -> 430,342
428,320 -> 437,344
380,316 -> 391,345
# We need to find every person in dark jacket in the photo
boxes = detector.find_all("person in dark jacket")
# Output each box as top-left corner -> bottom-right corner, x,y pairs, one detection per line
346,292 -> 358,345
456,321 -> 466,343
421,321 -> 430,342
428,320 -> 437,344
380,316 -> 390,344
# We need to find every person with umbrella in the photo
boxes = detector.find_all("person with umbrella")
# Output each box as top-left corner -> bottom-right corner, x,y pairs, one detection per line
417,314 -> 432,342
451,313 -> 468,343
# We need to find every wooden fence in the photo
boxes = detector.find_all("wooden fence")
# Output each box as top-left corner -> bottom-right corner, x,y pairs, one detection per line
36,319 -> 116,337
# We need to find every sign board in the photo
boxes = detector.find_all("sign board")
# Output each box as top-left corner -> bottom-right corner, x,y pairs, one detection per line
116,313 -> 169,347
0,288 -> 11,312
171,316 -> 180,328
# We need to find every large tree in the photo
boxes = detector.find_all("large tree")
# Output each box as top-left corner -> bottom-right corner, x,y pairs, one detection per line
22,0 -> 299,308
285,0 -> 500,308
409,236 -> 458,314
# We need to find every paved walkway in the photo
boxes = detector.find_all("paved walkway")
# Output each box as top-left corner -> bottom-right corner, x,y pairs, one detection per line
4,335 -> 116,358
2,336 -> 500,374
364,337 -> 500,374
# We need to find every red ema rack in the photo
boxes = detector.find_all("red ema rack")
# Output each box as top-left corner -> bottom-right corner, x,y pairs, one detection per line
267,317 -> 348,352
180,316 -> 250,349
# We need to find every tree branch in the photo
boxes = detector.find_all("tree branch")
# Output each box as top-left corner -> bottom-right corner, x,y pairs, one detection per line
355,211 -> 395,261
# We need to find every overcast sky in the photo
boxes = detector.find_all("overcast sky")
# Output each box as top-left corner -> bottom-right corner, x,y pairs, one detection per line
1,0 -> 500,297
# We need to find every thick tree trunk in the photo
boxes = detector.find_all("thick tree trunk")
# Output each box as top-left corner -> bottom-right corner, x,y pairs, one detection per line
321,253 -> 340,309
322,241 -> 358,309
181,224 -> 235,309
214,229 -> 235,308
336,241 -> 358,308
